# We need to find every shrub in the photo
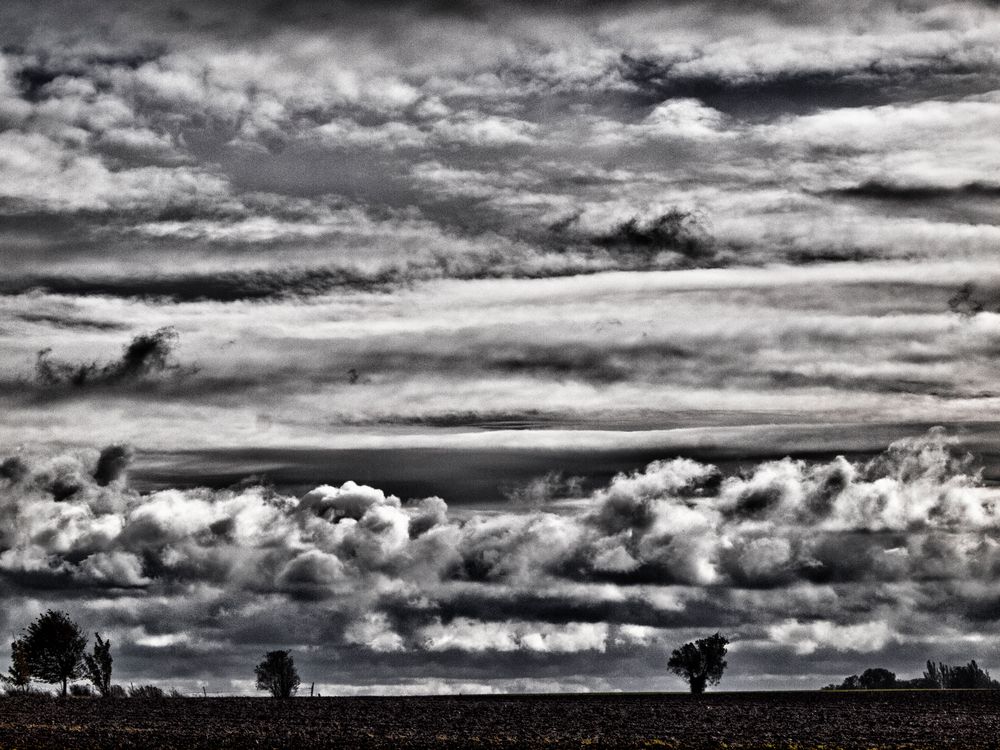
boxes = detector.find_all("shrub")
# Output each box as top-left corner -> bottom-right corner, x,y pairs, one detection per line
128,684 -> 165,698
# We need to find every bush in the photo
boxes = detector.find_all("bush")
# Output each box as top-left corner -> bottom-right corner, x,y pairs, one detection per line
69,683 -> 93,697
127,684 -> 164,698
108,684 -> 126,698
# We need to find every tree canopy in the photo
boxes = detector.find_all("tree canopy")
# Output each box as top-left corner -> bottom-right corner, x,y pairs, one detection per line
667,633 -> 729,694
254,650 -> 301,698
18,610 -> 87,696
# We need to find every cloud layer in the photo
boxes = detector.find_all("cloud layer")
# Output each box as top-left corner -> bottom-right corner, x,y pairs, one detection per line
1,0 -> 1000,286
2,430 -> 999,692
3,0 -> 1000,692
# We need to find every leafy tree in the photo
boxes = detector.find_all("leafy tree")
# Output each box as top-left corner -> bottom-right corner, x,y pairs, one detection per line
934,660 -> 998,689
255,650 -> 301,698
922,660 -> 943,689
667,633 -> 729,694
3,638 -> 33,694
83,633 -> 113,697
21,610 -> 87,696
858,667 -> 896,690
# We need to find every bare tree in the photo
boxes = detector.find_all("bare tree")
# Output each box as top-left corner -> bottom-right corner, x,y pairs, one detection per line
255,650 -> 301,698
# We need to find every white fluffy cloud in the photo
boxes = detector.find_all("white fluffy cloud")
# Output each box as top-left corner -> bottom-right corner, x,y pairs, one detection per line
1,429 -> 998,690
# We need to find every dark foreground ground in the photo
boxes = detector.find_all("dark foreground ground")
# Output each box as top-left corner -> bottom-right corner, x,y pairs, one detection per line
2,691 -> 999,749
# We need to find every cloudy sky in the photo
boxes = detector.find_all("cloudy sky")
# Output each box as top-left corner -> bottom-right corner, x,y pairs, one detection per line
2,0 -> 1000,694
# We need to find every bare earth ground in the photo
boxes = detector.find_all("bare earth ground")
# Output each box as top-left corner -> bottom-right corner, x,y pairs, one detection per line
1,691 -> 998,749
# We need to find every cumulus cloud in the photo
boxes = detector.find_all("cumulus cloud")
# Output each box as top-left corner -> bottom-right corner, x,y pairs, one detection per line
3,0 -> 1000,692
1,429 -> 999,687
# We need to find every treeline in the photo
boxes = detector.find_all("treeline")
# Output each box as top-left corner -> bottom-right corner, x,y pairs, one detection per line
823,661 -> 999,690
3,610 -> 300,699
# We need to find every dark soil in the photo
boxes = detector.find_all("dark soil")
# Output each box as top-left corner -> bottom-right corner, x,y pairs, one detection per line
1,690 -> 998,749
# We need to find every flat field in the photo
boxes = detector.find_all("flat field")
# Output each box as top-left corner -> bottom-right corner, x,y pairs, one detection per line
1,691 -> 998,749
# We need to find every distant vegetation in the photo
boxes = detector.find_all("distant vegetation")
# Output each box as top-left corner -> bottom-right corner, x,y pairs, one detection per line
3,610 -> 304,699
6,611 -> 1000,698
823,661 -> 1000,690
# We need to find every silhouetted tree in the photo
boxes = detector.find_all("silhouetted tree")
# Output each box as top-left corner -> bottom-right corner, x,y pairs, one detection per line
667,633 -> 729,694
21,610 -> 87,697
825,659 -> 1000,690
858,668 -> 896,689
255,650 -> 301,698
930,660 -> 998,689
83,633 -> 113,697
3,638 -> 33,693
923,660 -> 943,689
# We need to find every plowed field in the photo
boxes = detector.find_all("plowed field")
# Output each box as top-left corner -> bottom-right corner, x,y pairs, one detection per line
1,690 -> 997,749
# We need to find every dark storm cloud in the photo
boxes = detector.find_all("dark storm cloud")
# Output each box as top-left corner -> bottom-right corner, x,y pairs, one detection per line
34,327 -> 186,387
619,53 -> 1000,117
93,444 -> 134,487
826,181 -> 1000,201
14,311 -> 128,331
1,268 -> 406,302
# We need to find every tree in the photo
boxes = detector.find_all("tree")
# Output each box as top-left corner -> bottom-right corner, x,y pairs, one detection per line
667,633 -> 729,694
858,668 -> 896,689
254,650 -> 300,698
934,660 -> 998,689
21,610 -> 87,697
3,638 -> 33,694
83,633 -> 113,697
923,660 -> 943,689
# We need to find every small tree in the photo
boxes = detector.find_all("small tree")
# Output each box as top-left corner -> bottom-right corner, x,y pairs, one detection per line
667,632 -> 729,694
3,638 -> 33,694
254,650 -> 300,698
83,633 -> 113,697
21,610 -> 87,697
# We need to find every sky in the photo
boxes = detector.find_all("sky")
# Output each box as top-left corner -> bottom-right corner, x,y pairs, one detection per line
2,0 -> 1000,695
